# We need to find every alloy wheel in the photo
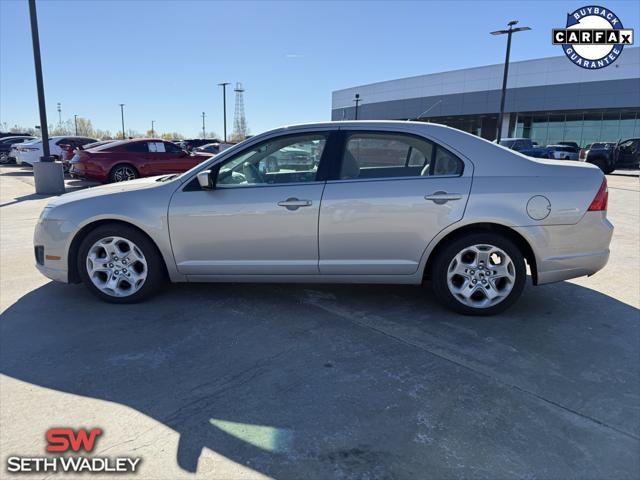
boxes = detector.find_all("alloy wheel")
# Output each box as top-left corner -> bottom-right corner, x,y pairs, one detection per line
446,244 -> 516,309
112,166 -> 136,182
86,236 -> 148,297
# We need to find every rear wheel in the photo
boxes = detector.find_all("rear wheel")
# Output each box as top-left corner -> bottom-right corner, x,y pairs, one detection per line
109,164 -> 138,182
77,224 -> 164,303
430,233 -> 526,315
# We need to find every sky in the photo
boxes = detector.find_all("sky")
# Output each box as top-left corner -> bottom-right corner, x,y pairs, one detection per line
1,0 -> 639,138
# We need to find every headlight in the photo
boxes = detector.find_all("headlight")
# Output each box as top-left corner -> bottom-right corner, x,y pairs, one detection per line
38,206 -> 55,222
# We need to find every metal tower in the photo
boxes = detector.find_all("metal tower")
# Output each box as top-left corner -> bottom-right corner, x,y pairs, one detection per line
232,82 -> 247,140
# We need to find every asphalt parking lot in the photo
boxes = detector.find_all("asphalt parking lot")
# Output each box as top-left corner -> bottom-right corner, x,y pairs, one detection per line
1,164 -> 638,479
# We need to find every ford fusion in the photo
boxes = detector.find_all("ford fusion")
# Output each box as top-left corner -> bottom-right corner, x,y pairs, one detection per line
34,121 -> 613,315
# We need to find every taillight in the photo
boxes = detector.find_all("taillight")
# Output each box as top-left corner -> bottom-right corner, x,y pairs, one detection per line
588,178 -> 608,211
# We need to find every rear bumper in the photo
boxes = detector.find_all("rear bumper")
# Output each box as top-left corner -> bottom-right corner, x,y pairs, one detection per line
69,163 -> 108,182
514,211 -> 614,285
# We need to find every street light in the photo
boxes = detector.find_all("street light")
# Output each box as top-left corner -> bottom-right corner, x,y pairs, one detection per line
218,82 -> 230,142
491,20 -> 531,143
354,93 -> 361,120
119,104 -> 125,139
201,112 -> 206,139
74,114 -> 78,135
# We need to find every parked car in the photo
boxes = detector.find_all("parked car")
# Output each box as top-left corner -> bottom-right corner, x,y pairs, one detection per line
498,138 -> 553,158
193,142 -> 234,155
14,136 -> 97,166
69,138 -> 210,183
578,142 -> 616,161
546,145 -> 579,160
583,138 -> 640,173
262,145 -> 319,172
179,139 -> 221,151
0,135 -> 36,163
34,121 -> 612,316
0,131 -> 32,138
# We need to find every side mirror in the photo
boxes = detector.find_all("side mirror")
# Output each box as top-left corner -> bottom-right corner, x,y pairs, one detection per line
197,164 -> 220,190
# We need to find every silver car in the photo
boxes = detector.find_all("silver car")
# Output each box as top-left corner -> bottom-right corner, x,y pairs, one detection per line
34,121 -> 613,315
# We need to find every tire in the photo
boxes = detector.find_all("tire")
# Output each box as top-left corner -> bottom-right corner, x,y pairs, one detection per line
77,224 -> 165,303
430,233 -> 526,316
109,164 -> 139,183
603,165 -> 615,175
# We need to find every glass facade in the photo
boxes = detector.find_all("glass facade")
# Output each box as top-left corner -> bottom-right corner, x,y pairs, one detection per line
416,109 -> 640,146
512,109 -> 640,147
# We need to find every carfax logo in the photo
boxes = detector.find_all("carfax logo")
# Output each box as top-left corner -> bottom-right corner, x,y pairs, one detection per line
553,5 -> 634,69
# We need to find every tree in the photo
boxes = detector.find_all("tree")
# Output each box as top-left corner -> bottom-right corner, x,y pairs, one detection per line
161,132 -> 185,141
75,117 -> 94,137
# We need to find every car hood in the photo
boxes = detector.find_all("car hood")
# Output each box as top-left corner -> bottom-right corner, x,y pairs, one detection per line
47,176 -> 169,208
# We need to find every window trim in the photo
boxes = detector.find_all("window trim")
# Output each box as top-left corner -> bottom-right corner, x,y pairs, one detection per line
329,130 -> 464,183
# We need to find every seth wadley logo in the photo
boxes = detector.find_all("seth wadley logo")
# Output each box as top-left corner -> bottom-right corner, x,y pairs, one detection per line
6,428 -> 142,474
553,5 -> 634,69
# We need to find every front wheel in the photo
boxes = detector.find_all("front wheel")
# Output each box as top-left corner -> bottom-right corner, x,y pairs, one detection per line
430,233 -> 526,315
77,224 -> 165,303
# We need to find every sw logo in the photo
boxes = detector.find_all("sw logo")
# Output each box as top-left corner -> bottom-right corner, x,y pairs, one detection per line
6,427 -> 141,474
46,427 -> 103,452
552,5 -> 634,69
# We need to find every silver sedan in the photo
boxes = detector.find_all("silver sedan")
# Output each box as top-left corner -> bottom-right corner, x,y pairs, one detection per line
34,121 -> 613,315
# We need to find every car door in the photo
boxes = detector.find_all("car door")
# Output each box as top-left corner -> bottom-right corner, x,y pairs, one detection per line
318,129 -> 472,275
616,140 -> 639,167
168,131 -> 334,275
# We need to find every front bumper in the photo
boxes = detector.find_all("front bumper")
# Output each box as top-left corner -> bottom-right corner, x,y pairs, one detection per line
515,211 -> 614,285
34,218 -> 73,284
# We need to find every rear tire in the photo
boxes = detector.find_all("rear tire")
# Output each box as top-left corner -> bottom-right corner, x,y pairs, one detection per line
430,233 -> 526,316
109,164 -> 139,183
77,224 -> 165,303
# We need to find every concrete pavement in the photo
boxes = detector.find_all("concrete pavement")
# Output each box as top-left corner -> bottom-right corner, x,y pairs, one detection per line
1,164 -> 638,479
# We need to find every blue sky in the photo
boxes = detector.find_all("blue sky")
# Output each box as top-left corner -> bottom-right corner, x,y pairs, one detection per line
1,0 -> 638,137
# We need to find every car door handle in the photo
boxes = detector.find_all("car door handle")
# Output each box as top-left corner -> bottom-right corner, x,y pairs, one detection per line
277,198 -> 312,210
424,192 -> 463,204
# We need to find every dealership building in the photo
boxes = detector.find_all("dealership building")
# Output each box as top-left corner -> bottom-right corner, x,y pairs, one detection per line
331,47 -> 640,147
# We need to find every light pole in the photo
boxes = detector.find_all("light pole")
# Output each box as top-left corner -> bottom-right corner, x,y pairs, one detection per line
151,120 -> 155,137
218,82 -> 230,142
29,0 -> 64,194
491,20 -> 531,143
57,102 -> 61,126
74,114 -> 78,135
119,104 -> 125,139
354,93 -> 361,120
201,112 -> 206,138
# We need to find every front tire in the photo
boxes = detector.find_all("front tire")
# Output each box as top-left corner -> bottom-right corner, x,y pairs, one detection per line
430,233 -> 526,315
77,224 -> 165,303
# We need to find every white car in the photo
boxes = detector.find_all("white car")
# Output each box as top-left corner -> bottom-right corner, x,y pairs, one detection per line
15,136 -> 97,166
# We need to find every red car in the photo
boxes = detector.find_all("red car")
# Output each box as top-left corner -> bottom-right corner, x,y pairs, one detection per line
69,139 -> 211,183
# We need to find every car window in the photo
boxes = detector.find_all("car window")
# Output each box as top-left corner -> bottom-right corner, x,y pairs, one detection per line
164,142 -> 183,153
339,132 -> 462,180
125,142 -> 149,153
216,134 -> 327,187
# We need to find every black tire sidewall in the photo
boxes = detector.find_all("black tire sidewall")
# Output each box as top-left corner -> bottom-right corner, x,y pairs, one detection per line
77,224 -> 164,303
431,233 -> 526,316
109,164 -> 138,183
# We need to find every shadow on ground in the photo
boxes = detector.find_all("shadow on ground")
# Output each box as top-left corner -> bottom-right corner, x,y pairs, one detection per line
1,280 -> 639,478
